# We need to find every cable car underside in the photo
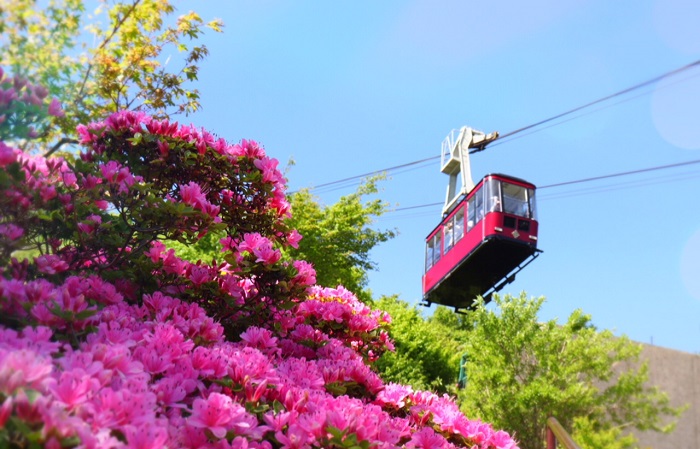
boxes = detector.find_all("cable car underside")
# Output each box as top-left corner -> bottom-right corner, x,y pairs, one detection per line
421,234 -> 541,312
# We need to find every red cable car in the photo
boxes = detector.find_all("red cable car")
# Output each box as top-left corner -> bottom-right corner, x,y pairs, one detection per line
421,127 -> 541,310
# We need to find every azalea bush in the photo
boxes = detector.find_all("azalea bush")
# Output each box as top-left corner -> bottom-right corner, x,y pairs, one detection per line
0,72 -> 519,448
0,67 -> 65,143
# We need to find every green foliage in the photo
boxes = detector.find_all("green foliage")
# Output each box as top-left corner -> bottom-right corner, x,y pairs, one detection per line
0,71 -> 58,143
373,296 -> 466,393
172,177 -> 397,304
168,224 -> 224,263
283,176 -> 396,303
0,0 -> 223,148
457,293 -> 683,449
572,416 -> 639,449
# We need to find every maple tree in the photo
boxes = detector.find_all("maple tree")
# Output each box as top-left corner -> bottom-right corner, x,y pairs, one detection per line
0,0 -> 222,152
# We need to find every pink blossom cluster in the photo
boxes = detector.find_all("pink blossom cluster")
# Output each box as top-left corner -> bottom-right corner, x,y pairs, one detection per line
76,110 -> 290,221
0,142 -> 77,261
293,286 -> 394,362
0,106 -> 519,448
0,284 -> 517,448
0,67 -> 64,140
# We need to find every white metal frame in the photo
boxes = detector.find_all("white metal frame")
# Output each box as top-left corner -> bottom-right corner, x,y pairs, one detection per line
441,126 -> 499,215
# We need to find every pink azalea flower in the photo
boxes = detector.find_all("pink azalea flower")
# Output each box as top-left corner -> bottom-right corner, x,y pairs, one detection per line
17,326 -> 60,355
13,388 -> 48,423
77,214 -> 102,235
81,174 -> 102,189
489,430 -> 519,449
34,84 -> 48,99
0,223 -> 24,240
48,369 -> 99,410
238,233 -> 281,265
0,141 -> 17,167
39,185 -> 57,202
220,235 -> 238,252
188,264 -> 212,286
0,349 -> 54,394
162,249 -> 186,275
34,254 -> 69,274
30,302 -> 64,327
100,161 -> 140,193
253,244 -> 281,265
76,124 -> 94,144
237,232 -> 264,253
189,392 -> 251,439
60,168 -> 77,187
407,427 -> 453,449
253,157 -> 283,184
124,422 -> 169,449
100,160 -> 121,182
291,260 -> 316,287
180,181 -> 207,209
275,422 -> 314,449
192,346 -> 227,379
85,276 -> 123,305
278,358 -> 325,392
90,387 -> 136,429
0,396 -> 13,428
229,139 -> 264,159
145,241 -> 166,263
157,139 -> 169,157
240,327 -> 278,354
375,383 -> 414,409
286,230 -> 302,249
226,347 -> 278,387
132,344 -> 174,375
270,196 -> 291,218
47,98 -> 65,117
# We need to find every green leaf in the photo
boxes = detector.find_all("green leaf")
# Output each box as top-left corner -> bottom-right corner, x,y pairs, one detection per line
75,309 -> 98,320
325,382 -> 347,396
212,377 -> 234,388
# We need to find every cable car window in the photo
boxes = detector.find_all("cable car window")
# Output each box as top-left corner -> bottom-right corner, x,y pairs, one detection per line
444,221 -> 454,252
467,197 -> 476,231
426,238 -> 435,271
485,178 -> 502,213
502,182 -> 529,218
454,207 -> 465,242
433,232 -> 442,265
467,186 -> 484,230
475,188 -> 484,223
528,188 -> 537,220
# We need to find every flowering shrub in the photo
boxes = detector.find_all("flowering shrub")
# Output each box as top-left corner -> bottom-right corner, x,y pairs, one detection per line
0,71 -> 519,448
0,67 -> 64,143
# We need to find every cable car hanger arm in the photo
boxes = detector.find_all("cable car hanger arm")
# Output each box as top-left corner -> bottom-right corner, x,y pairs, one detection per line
441,127 -> 499,215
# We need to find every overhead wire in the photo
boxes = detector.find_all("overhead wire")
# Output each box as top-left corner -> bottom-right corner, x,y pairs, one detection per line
307,159 -> 436,196
292,58 -> 700,194
494,58 -> 700,141
388,158 -> 700,214
490,68 -> 700,149
539,170 -> 700,201
539,158 -> 700,189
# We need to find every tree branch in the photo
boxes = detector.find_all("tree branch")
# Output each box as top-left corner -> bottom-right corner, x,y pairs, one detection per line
44,137 -> 79,157
73,0 -> 143,105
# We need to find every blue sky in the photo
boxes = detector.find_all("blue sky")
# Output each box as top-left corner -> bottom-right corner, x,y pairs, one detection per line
186,1 -> 700,354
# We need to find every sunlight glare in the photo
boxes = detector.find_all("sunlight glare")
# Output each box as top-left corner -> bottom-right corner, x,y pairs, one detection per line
651,73 -> 700,150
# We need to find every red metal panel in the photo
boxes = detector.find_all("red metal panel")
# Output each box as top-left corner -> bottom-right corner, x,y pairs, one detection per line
422,210 -> 539,296
422,173 -> 540,304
